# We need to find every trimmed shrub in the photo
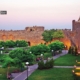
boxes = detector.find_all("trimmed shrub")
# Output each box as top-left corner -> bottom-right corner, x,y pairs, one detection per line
38,60 -> 45,70
45,58 -> 54,69
49,58 -> 54,68
38,58 -> 54,70
45,61 -> 51,69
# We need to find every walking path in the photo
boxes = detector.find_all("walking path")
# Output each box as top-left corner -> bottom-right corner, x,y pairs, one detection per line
54,66 -> 74,68
12,50 -> 72,80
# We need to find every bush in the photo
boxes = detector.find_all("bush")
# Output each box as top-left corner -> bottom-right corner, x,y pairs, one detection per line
44,53 -> 52,60
45,61 -> 51,69
45,58 -> 54,69
49,58 -> 54,68
38,60 -> 45,70
38,58 -> 54,70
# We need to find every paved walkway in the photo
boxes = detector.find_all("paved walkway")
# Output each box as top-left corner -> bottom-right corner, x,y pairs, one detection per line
12,50 -> 70,80
54,66 -> 74,68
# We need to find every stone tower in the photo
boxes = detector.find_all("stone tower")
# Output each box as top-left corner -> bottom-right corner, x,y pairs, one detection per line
72,17 -> 80,52
72,17 -> 80,31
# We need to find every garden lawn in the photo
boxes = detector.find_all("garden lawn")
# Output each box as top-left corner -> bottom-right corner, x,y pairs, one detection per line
0,68 -> 8,80
0,67 -> 21,80
28,68 -> 74,80
54,54 -> 80,66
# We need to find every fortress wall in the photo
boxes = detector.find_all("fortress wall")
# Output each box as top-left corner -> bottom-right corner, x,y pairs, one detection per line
0,26 -> 44,46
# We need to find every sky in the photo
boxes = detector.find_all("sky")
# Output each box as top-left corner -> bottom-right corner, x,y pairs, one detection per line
0,0 -> 80,30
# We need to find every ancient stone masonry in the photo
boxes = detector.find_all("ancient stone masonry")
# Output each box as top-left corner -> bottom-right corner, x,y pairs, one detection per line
0,26 -> 45,46
71,17 -> 80,52
63,17 -> 80,52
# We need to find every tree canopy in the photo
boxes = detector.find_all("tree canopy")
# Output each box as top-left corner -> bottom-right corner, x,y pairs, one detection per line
42,29 -> 64,43
9,48 -> 34,63
48,40 -> 64,51
15,40 -> 28,47
28,44 -> 50,56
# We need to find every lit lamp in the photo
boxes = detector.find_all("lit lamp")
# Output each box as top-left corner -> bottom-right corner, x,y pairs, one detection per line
26,62 -> 29,80
30,52 -> 32,54
65,46 -> 66,53
1,51 -> 2,54
74,65 -> 76,68
2,47 -> 4,50
51,50 -> 54,56
41,54 -> 43,60
17,44 -> 19,47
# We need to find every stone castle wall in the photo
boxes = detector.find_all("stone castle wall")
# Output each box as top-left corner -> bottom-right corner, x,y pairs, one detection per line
0,26 -> 45,46
0,18 -> 80,51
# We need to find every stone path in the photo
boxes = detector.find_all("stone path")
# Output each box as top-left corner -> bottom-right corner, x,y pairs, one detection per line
54,66 -> 74,68
12,50 -> 71,80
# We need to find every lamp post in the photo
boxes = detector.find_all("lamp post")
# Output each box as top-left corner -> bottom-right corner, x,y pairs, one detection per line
30,51 -> 32,54
26,62 -> 29,80
74,65 -> 76,68
40,54 -> 43,60
65,46 -> 66,53
17,44 -> 19,47
1,51 -> 2,54
51,50 -> 54,56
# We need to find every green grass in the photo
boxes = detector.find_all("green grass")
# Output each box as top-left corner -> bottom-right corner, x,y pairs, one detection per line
0,68 -> 8,80
28,68 -> 74,80
0,67 -> 21,80
54,54 -> 80,66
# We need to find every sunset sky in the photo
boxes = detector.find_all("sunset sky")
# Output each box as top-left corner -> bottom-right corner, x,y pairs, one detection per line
0,0 -> 80,30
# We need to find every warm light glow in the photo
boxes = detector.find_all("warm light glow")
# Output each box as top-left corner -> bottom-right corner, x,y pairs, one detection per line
74,65 -> 76,68
77,62 -> 80,64
76,67 -> 80,70
75,72 -> 80,76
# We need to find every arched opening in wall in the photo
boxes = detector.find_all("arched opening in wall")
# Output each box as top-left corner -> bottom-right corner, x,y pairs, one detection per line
2,35 -> 6,41
28,41 -> 31,46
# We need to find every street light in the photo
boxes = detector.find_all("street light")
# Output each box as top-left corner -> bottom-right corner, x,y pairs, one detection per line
1,51 -> 2,54
17,44 -> 19,47
26,62 -> 29,80
30,51 -> 32,54
74,65 -> 76,68
51,50 -> 54,56
40,54 -> 43,60
65,46 -> 66,53
1,47 -> 4,50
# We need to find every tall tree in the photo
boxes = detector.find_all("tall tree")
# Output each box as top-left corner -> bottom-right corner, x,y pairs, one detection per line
42,29 -> 64,43
42,29 -> 55,43
49,40 -> 64,52
53,30 -> 64,40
